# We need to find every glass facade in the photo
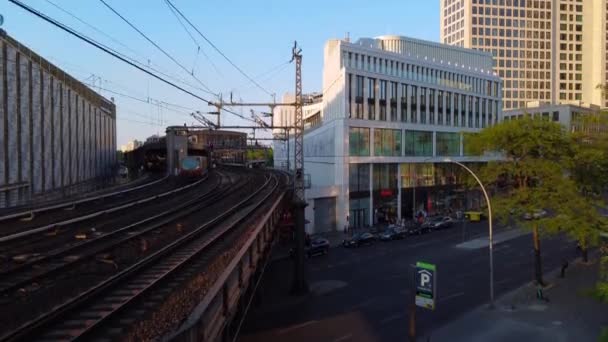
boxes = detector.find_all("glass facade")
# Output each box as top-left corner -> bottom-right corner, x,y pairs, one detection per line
403,130 -> 433,156
436,132 -> 461,156
349,127 -> 370,156
349,163 -> 370,229
399,162 -> 481,219
373,164 -> 398,224
374,129 -> 402,156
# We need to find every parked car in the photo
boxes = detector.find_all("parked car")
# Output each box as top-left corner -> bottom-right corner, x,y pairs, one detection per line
435,216 -> 455,229
407,224 -> 432,235
379,227 -> 406,241
422,217 -> 445,230
289,236 -> 330,258
524,209 -> 548,220
343,232 -> 376,247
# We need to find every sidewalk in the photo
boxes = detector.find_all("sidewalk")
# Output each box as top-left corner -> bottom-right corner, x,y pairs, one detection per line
427,256 -> 608,342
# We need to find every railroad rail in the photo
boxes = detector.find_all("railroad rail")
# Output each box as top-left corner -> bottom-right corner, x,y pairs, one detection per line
168,170 -> 291,342
0,172 -> 229,298
0,169 -> 274,341
0,175 -> 204,242
0,175 -> 168,223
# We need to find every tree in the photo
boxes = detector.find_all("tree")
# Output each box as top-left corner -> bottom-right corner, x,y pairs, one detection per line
469,117 -> 590,285
569,111 -> 608,197
569,111 -> 608,262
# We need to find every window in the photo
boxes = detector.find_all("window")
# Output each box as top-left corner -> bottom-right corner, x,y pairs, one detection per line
355,76 -> 364,118
367,78 -> 376,120
349,127 -> 370,156
374,129 -> 402,156
429,89 -> 436,125
401,84 -> 408,122
349,163 -> 370,194
404,130 -> 433,156
380,80 -> 388,121
436,132 -> 460,156
373,164 -> 398,195
446,92 -> 452,126
420,87 -> 427,124
410,86 -> 418,123
390,82 -> 398,121
438,90 -> 444,125
552,111 -> 559,122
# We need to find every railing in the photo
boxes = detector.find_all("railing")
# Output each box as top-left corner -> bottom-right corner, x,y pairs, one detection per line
167,186 -> 288,342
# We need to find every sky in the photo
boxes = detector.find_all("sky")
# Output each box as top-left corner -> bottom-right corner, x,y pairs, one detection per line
1,0 -> 440,147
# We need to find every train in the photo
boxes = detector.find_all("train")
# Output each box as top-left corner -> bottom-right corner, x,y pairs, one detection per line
179,156 -> 209,178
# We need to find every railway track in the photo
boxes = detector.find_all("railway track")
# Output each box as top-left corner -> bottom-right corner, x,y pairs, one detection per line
0,169 -> 271,341
0,174 -> 208,243
0,175 -> 169,224
0,172 -> 229,296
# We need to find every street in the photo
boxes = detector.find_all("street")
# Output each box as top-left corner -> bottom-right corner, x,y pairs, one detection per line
239,222 -> 579,341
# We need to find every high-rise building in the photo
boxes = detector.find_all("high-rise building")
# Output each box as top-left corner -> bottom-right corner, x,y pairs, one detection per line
274,35 -> 502,233
440,0 -> 608,109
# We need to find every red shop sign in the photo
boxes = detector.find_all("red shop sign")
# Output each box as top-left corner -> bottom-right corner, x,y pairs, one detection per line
380,189 -> 393,197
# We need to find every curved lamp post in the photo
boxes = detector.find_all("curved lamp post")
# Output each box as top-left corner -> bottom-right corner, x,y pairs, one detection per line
444,158 -> 494,308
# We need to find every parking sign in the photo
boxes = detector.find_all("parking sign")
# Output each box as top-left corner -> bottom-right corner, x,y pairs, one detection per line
415,261 -> 436,310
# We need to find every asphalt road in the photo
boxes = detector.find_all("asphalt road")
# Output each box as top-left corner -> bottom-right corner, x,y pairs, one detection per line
239,221 -> 579,342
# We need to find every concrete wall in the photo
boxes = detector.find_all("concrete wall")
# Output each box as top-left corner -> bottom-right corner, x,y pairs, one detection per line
0,30 -> 116,207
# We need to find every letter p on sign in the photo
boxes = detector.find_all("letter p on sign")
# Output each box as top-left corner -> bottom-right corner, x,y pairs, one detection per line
420,272 -> 431,287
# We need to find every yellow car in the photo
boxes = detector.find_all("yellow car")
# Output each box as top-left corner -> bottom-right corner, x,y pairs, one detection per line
464,211 -> 483,222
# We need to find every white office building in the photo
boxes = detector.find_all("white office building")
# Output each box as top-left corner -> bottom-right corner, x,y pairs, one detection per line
274,35 -> 503,233
503,101 -> 604,131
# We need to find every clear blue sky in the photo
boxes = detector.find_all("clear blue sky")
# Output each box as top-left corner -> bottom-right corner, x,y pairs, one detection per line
1,0 -> 440,146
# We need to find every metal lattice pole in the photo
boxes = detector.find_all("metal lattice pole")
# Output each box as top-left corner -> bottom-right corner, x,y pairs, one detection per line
290,41 -> 308,294
292,42 -> 304,200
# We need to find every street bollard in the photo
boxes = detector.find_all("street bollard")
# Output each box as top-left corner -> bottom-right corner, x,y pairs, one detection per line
560,259 -> 569,278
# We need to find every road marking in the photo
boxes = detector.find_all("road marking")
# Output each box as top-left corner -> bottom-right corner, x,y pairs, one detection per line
333,333 -> 353,342
277,320 -> 318,335
439,291 -> 465,302
380,314 -> 403,325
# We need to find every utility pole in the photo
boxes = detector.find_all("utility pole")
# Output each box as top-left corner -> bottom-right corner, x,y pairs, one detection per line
290,41 -> 308,295
292,42 -> 304,201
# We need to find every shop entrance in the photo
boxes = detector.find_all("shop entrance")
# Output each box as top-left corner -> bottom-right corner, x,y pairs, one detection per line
350,208 -> 367,229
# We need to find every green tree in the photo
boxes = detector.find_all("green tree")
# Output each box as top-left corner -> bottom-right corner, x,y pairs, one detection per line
569,111 -> 608,262
570,111 -> 608,197
469,117 -> 597,285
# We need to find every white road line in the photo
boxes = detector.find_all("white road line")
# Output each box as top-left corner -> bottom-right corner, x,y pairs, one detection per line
277,320 -> 318,335
380,314 -> 403,325
333,333 -> 353,342
439,291 -> 465,302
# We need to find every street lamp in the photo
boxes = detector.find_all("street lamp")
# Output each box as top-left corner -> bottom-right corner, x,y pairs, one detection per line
443,158 -> 494,308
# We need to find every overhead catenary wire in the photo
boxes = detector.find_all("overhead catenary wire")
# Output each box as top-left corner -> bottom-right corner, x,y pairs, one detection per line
161,0 -> 223,78
97,0 -> 217,97
9,0 -> 265,126
81,82 -> 195,115
165,0 -> 274,97
44,0 -> 211,96
9,0 -> 214,103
